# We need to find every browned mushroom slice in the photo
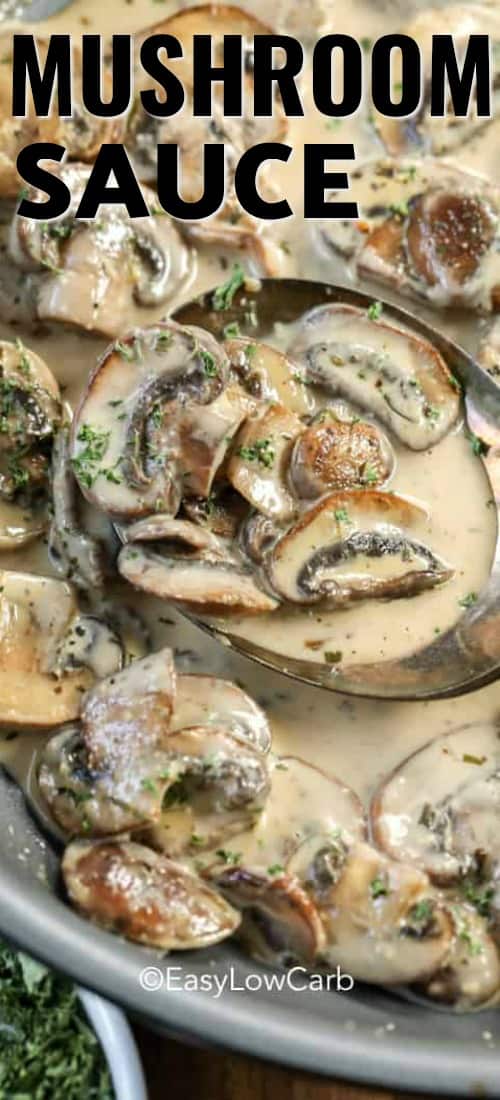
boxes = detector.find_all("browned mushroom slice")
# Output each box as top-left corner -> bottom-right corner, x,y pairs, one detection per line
360,189 -> 500,313
207,756 -> 365,872
182,487 -> 249,539
6,165 -> 191,336
375,6 -> 500,159
225,337 -> 314,417
267,491 -> 453,606
212,866 -> 325,966
371,722 -> 500,886
300,840 -> 452,985
0,339 -> 61,547
290,304 -> 460,449
118,542 -> 278,614
0,571 -> 94,728
0,37 -> 125,198
39,725 -> 177,837
81,647 -> 176,769
178,382 -> 252,497
146,725 -> 270,856
128,7 -> 286,267
227,403 -> 303,521
416,904 -> 500,1010
171,674 -> 272,755
62,839 -> 240,948
70,323 -> 228,518
289,406 -> 394,499
48,422 -> 107,590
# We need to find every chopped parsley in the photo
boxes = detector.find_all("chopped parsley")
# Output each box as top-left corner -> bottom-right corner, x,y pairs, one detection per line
212,263 -> 246,311
200,349 -> 218,377
324,649 -> 343,664
458,592 -> 478,609
334,507 -> 350,522
267,864 -> 285,876
466,430 -> 490,457
223,321 -> 241,339
362,464 -> 379,484
71,424 -> 110,490
215,849 -> 242,865
370,875 -> 390,899
389,199 -> 409,218
461,879 -> 495,919
237,438 -> 275,468
367,300 -> 383,321
114,338 -> 142,362
0,939 -> 113,1099
462,753 -> 486,766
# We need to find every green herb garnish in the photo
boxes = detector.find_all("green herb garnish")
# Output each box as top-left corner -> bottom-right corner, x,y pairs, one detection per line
212,263 -> 246,311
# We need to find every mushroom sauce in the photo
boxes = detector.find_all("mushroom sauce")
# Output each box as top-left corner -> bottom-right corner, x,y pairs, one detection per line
0,0 -> 499,1009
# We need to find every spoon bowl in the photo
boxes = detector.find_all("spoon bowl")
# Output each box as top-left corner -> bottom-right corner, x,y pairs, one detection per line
174,278 -> 500,701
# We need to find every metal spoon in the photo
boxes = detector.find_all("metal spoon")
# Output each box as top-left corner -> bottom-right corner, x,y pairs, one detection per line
0,732 -> 66,846
173,278 -> 500,702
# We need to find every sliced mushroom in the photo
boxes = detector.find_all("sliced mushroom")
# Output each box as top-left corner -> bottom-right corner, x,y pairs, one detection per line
0,571 -> 94,728
48,422 -> 107,590
62,839 -> 240,949
48,616 -> 124,682
227,403 -> 303,521
6,165 -> 191,336
239,512 -> 277,565
416,904 -> 500,1010
81,647 -> 176,769
375,6 -> 500,160
300,840 -> 453,985
266,491 -> 453,606
238,0 -> 330,38
211,866 -> 326,967
289,405 -> 394,499
177,382 -> 253,497
204,755 -> 365,872
225,337 -> 314,417
38,725 -> 177,837
182,486 -> 249,539
290,303 -> 460,448
316,158 -> 500,313
128,7 -> 287,268
371,721 -> 500,885
0,339 -> 61,547
118,541 -> 278,614
0,37 -> 125,198
145,725 -> 270,856
71,323 -> 228,519
171,673 -> 272,755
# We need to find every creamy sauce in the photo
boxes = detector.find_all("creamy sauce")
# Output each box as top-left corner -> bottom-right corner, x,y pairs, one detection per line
0,0 -> 499,1003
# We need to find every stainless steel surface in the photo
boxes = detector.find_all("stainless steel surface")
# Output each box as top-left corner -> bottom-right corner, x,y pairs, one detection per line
173,278 -> 500,702
1,767 -> 500,1097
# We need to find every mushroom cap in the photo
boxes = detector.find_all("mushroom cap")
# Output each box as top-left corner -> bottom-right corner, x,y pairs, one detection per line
289,406 -> 395,498
225,337 -> 314,418
212,865 -> 326,967
81,647 -> 177,769
416,904 -> 500,1010
0,36 -> 126,199
289,303 -> 460,449
307,840 -> 453,985
6,166 -> 191,336
71,323 -> 228,518
375,6 -> 500,160
0,339 -> 61,548
0,571 -> 94,728
171,673 -> 272,755
266,490 -> 453,606
62,839 -> 240,949
227,402 -> 303,521
371,721 -> 500,885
